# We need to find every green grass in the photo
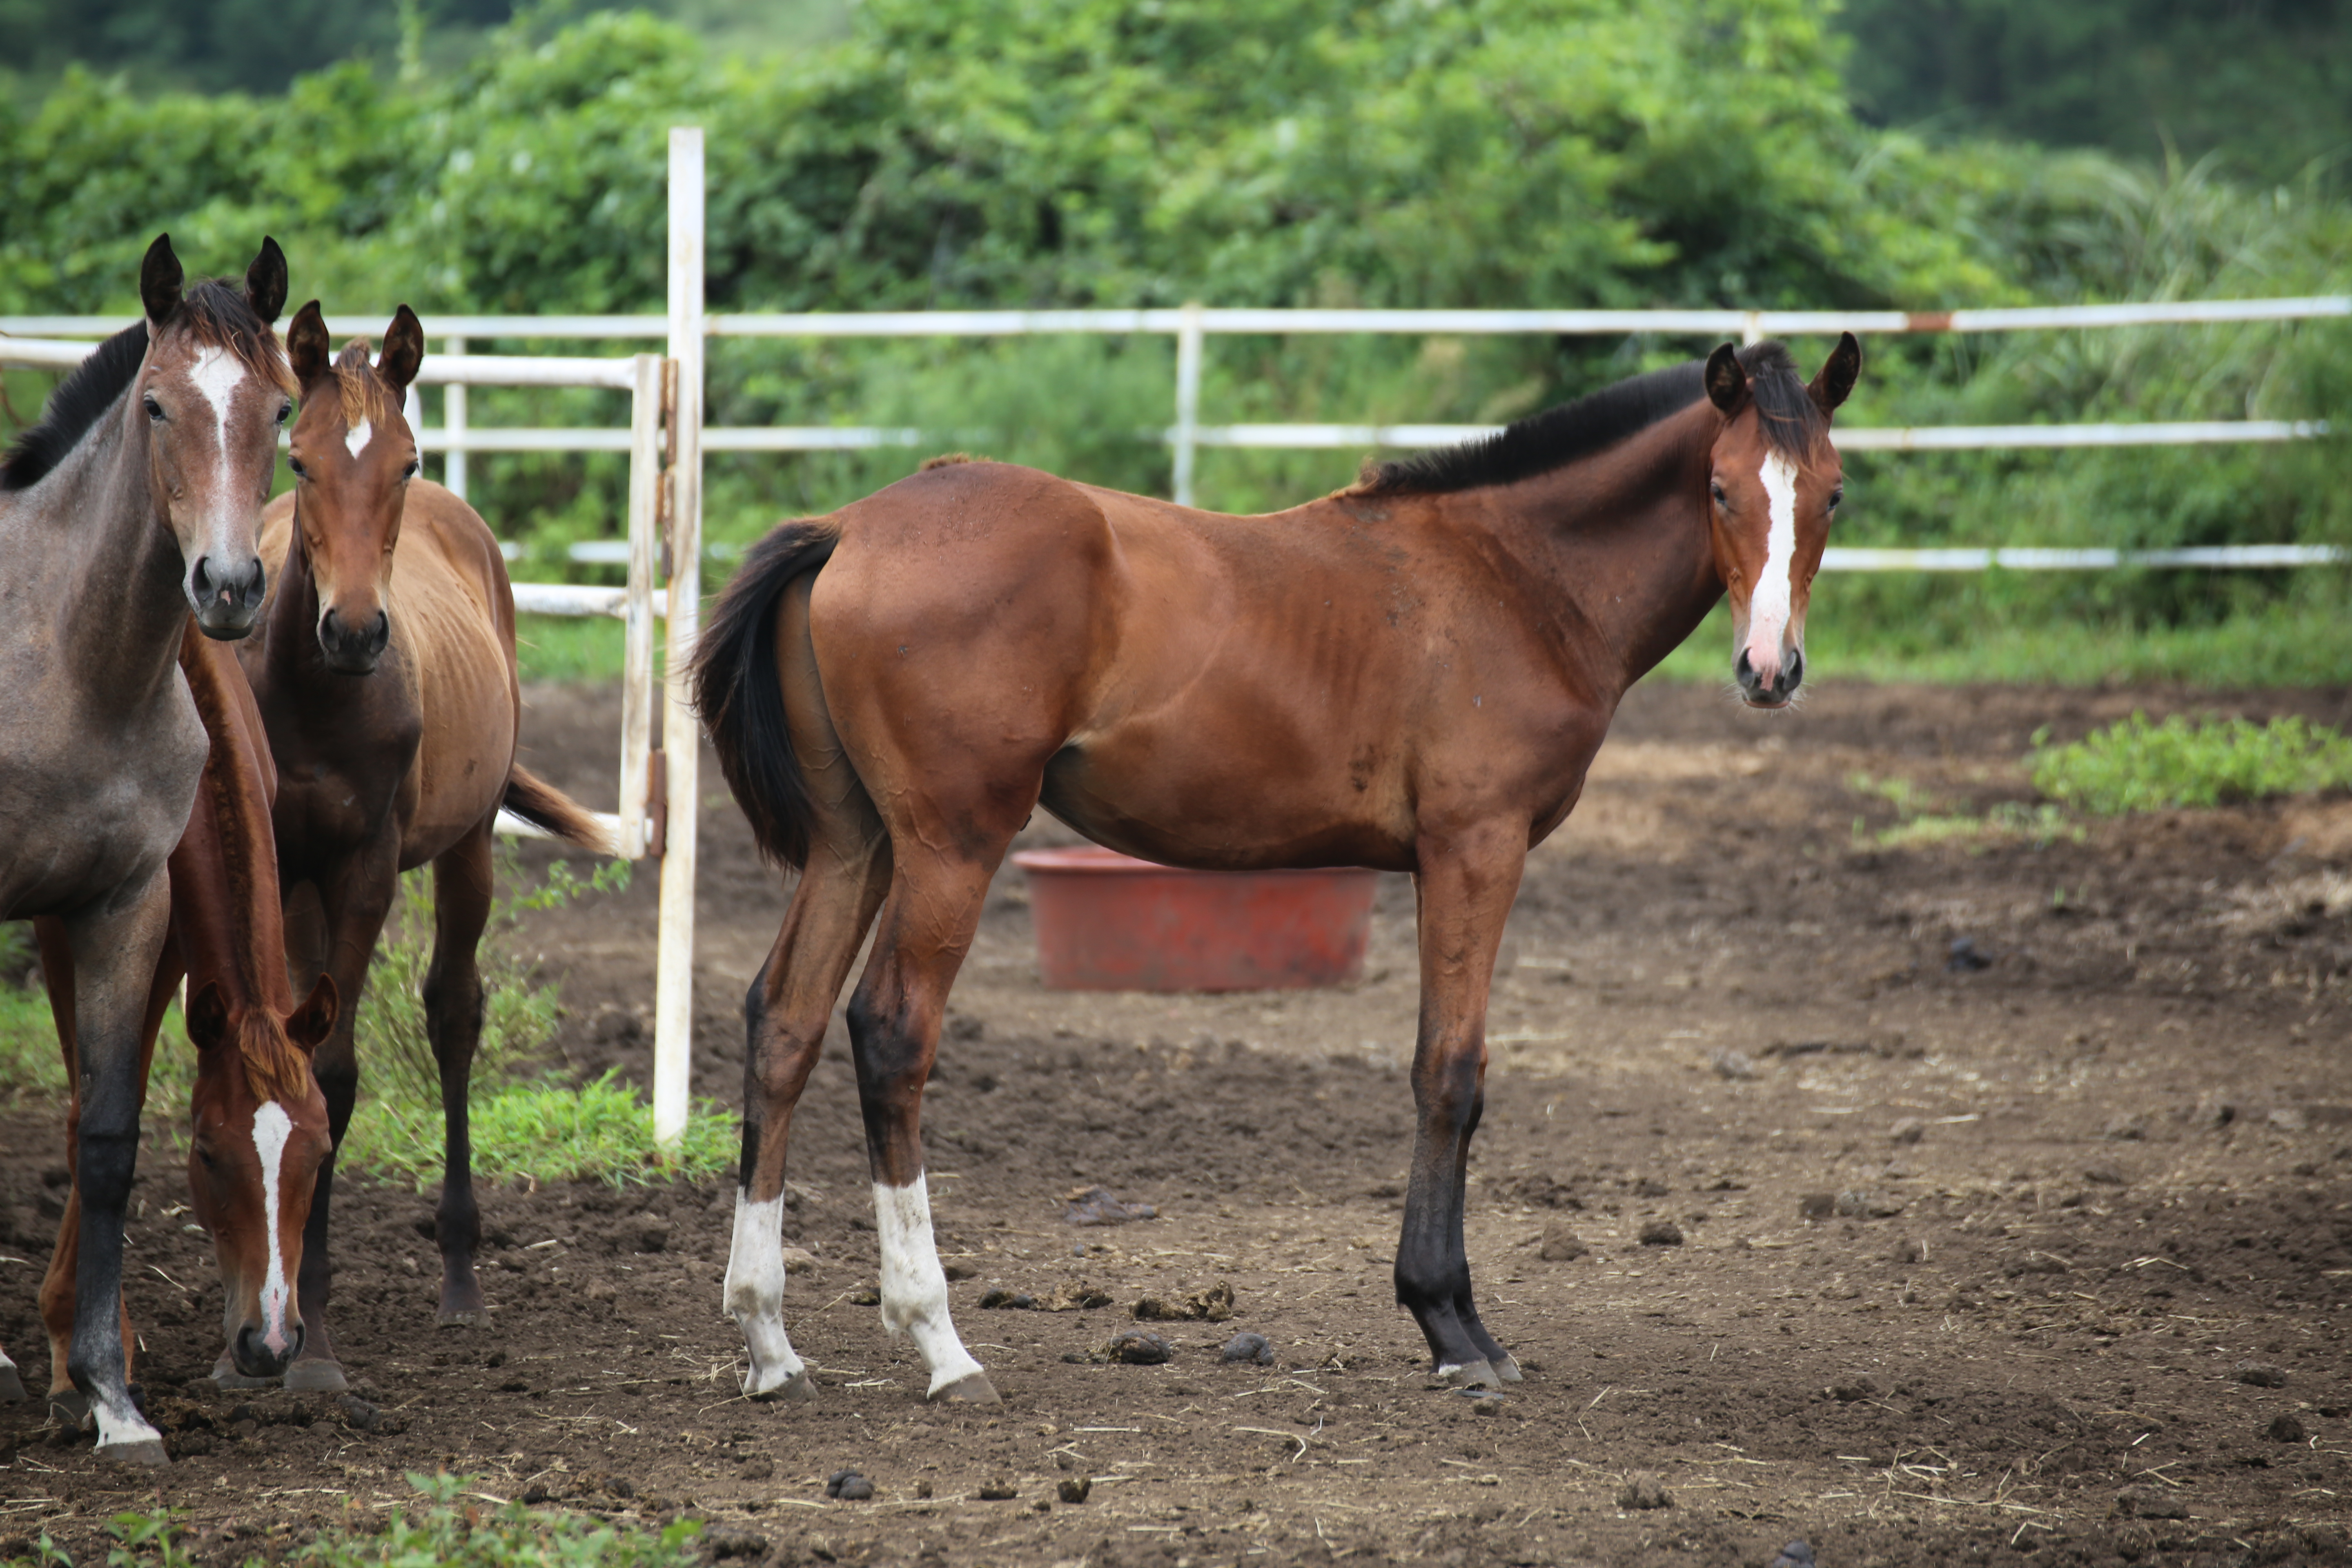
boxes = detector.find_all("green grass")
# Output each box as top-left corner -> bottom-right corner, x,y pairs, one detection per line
343,1069 -> 736,1192
2030,712 -> 2352,815
7,1472 -> 703,1567
0,854 -> 735,1191
1845,772 -> 2081,851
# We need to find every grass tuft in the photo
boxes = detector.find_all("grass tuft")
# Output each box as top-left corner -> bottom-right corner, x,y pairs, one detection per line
6,1472 -> 704,1568
342,1069 -> 736,1191
2030,713 -> 2352,815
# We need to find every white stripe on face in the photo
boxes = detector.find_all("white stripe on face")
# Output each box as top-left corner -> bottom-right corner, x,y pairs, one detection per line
1745,450 -> 1801,679
187,346 -> 250,485
873,1177 -> 986,1396
344,418 -> 372,459
252,1100 -> 294,1354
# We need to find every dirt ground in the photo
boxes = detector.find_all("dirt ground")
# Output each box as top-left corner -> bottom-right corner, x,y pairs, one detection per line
3,675 -> 2351,1568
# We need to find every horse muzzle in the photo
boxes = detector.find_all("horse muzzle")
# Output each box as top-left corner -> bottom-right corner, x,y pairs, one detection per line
231,1319 -> 303,1381
187,554 -> 267,639
317,607 -> 390,675
1735,644 -> 1804,708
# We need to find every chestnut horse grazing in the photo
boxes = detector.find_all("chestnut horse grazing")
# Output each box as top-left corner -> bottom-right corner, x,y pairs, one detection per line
36,628 -> 339,1410
0,236 -> 290,1461
694,336 -> 1862,1401
238,303 -> 610,1392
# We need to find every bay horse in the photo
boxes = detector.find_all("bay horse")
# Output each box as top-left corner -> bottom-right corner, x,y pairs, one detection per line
236,302 -> 610,1392
693,335 -> 1862,1402
34,628 -> 339,1412
0,236 -> 291,1462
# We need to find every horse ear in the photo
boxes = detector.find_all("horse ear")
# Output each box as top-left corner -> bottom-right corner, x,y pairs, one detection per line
1704,343 -> 1748,415
377,306 -> 425,399
1809,331 -> 1862,416
287,301 -> 330,388
185,981 -> 230,1052
140,234 -> 185,327
288,974 -> 337,1054
245,236 -> 288,325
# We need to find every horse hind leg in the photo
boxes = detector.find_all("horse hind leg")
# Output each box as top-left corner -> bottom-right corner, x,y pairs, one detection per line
848,854 -> 1005,1404
726,837 -> 892,1402
423,820 -> 497,1328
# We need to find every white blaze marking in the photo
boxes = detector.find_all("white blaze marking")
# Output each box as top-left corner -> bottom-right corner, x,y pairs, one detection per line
723,1192 -> 807,1397
344,418 -> 372,459
1746,450 -> 1801,677
252,1100 -> 294,1354
873,1176 -> 986,1396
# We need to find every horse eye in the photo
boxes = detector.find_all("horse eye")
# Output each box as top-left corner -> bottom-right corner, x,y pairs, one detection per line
401,459 -> 419,481
143,394 -> 164,421
1828,488 -> 1845,511
288,456 -> 308,480
1708,479 -> 1727,506
276,400 -> 294,427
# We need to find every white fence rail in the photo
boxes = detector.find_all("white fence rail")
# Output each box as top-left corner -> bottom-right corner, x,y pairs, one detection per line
5,127 -> 2349,1154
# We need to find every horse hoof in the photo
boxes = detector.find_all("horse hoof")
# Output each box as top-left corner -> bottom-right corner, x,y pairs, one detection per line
748,1370 -> 816,1403
48,1389 -> 89,1426
98,1437 -> 169,1469
0,1364 -> 24,1403
1437,1359 -> 1501,1389
931,1372 -> 1001,1405
1492,1354 -> 1524,1384
285,1360 -> 349,1394
209,1355 -> 279,1391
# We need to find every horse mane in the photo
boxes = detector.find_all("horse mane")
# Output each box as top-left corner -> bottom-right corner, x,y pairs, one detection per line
0,323 -> 148,492
1349,340 -> 1823,498
331,339 -> 407,430
1,278 -> 293,494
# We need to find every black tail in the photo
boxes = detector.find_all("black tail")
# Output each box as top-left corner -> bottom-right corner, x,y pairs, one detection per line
690,517 -> 844,868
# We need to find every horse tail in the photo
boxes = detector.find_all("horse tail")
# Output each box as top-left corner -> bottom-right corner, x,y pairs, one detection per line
502,764 -> 617,856
690,517 -> 844,869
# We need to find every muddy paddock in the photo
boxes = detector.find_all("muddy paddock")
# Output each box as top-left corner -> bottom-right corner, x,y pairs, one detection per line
3,677 -> 2350,1567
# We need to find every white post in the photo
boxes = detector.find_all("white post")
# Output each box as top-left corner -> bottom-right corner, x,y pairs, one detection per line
1741,310 -> 1765,348
616,352 -> 664,861
653,126 -> 705,1150
1171,301 -> 1204,507
443,334 -> 468,500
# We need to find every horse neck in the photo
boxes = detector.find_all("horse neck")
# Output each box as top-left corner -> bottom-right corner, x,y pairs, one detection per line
174,633 -> 297,1020
1496,401 -> 1725,699
253,504 -> 332,697
39,395 -> 194,719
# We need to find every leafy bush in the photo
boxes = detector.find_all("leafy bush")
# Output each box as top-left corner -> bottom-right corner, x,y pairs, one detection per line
2030,713 -> 2352,814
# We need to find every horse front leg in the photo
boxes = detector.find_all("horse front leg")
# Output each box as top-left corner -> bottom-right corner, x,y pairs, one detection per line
45,879 -> 175,1462
423,821 -> 495,1327
1395,825 -> 1526,1388
845,853 -> 1000,1404
727,840 -> 892,1401
279,842 -> 396,1392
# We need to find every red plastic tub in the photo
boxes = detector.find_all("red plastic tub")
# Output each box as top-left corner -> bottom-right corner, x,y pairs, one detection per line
1012,846 -> 1379,992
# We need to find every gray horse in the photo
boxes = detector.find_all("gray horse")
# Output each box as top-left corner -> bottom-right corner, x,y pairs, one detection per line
0,234 -> 291,1464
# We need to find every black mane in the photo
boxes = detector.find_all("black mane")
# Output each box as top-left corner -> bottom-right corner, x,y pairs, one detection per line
0,321 -> 148,492
1354,340 -> 1822,497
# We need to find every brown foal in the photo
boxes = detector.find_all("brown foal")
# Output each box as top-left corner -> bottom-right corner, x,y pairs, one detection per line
695,336 -> 1860,1400
238,303 -> 608,1392
36,629 -> 338,1412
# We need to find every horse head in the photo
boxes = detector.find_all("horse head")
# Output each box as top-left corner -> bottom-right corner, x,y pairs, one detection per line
136,234 -> 295,639
1700,333 -> 1861,709
183,976 -> 337,1380
283,302 -> 424,675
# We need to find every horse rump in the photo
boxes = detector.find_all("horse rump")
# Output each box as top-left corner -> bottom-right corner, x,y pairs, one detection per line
501,765 -> 617,856
688,518 -> 842,869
